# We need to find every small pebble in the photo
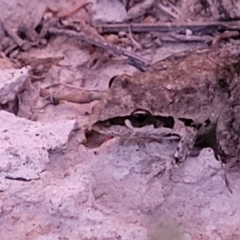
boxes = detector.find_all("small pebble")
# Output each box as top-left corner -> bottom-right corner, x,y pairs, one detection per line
143,15 -> 157,23
186,28 -> 193,36
118,31 -> 127,38
21,42 -> 31,52
183,233 -> 192,240
40,38 -> 48,46
1,37 -> 13,50
105,34 -> 119,44
143,41 -> 153,49
166,84 -> 172,90
120,37 -> 130,45
43,12 -> 53,20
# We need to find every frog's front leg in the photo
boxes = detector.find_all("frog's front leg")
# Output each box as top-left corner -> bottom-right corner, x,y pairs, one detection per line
173,121 -> 198,163
216,105 -> 240,167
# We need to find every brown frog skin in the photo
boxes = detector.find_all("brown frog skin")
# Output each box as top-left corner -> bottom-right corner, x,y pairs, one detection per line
89,45 -> 240,165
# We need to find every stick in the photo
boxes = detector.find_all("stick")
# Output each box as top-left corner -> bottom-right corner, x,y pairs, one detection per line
48,27 -> 151,70
97,21 -> 240,34
170,32 -> 213,43
40,87 -> 105,104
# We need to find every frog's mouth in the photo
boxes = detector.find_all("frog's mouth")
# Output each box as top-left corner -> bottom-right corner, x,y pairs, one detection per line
90,109 -> 181,140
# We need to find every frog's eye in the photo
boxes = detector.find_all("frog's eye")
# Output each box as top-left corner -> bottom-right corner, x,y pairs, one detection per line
130,109 -> 152,128
108,74 -> 131,89
108,75 -> 119,88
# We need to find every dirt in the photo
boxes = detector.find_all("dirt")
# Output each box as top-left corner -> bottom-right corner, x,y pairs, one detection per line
0,0 -> 240,239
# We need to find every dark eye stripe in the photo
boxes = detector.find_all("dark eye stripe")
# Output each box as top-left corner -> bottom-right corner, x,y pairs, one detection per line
178,118 -> 202,130
154,116 -> 174,129
97,112 -> 175,130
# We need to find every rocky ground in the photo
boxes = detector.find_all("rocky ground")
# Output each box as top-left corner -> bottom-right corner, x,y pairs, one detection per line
1,0 -> 240,239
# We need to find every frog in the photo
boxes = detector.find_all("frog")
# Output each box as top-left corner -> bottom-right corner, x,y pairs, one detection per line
88,45 -> 240,166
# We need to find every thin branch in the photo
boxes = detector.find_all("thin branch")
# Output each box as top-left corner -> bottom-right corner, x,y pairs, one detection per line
170,32 -> 213,43
40,87 -> 105,104
48,27 -> 151,70
97,21 -> 240,34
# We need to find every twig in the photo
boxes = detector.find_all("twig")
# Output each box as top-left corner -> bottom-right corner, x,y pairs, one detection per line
48,27 -> 151,70
212,30 -> 240,47
128,26 -> 142,50
97,21 -> 240,34
170,32 -> 213,43
40,87 -> 105,104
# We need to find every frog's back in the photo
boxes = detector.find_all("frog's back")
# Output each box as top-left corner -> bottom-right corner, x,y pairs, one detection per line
129,47 -> 240,122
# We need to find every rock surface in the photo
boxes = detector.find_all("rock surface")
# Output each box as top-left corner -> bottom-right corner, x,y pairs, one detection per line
0,0 -> 240,239
0,67 -> 29,104
0,110 -> 76,184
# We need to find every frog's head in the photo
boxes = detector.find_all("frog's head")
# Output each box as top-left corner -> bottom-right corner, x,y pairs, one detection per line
89,74 -> 180,140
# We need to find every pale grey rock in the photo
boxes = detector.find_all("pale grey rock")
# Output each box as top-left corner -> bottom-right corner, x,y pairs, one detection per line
0,66 -> 30,104
90,0 -> 127,22
36,235 -> 59,240
0,110 -> 76,182
182,148 -> 222,184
